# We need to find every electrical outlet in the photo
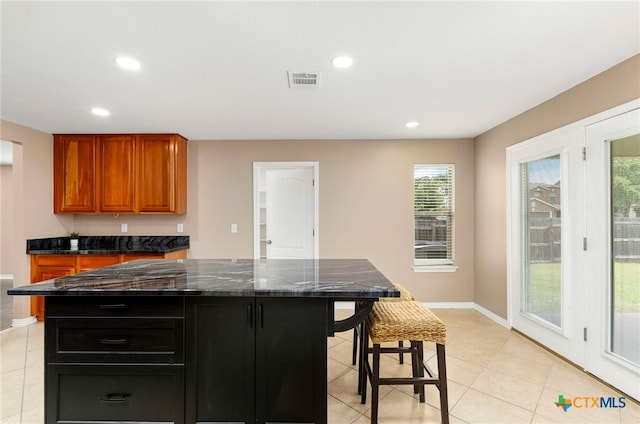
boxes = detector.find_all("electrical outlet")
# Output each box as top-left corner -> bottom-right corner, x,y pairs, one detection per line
177,223 -> 184,233
231,224 -> 238,233
121,223 -> 128,233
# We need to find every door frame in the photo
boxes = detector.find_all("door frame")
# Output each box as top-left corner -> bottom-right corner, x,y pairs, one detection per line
506,124 -> 586,365
506,99 -> 640,382
584,108 -> 640,400
253,162 -> 319,260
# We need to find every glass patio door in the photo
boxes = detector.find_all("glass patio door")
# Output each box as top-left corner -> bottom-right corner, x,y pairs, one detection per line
508,126 -> 586,366
585,108 -> 640,401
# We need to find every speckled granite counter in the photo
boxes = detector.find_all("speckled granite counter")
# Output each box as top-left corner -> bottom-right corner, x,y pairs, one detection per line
26,235 -> 190,254
9,258 -> 399,298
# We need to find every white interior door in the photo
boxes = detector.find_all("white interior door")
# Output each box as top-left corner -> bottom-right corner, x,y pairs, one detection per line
253,162 -> 318,259
585,108 -> 640,400
508,125 -> 586,365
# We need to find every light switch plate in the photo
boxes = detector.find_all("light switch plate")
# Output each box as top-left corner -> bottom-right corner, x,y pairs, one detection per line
121,223 -> 128,233
231,224 -> 238,233
177,223 -> 184,233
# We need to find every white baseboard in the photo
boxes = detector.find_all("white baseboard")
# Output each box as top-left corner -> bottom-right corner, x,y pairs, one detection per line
423,301 -> 509,328
11,316 -> 37,328
334,300 -> 510,329
472,303 -> 510,328
0,274 -> 13,280
423,301 -> 474,309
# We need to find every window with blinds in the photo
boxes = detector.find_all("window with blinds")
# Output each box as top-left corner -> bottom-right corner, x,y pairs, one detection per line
414,164 -> 454,266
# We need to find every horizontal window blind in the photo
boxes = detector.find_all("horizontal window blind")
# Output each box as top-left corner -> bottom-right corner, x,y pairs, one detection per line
414,164 -> 454,265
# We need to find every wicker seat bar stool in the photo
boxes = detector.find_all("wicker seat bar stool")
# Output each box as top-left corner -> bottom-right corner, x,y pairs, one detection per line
351,283 -> 416,366
361,300 -> 449,424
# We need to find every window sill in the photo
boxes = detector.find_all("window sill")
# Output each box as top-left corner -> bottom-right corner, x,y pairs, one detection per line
413,265 -> 458,273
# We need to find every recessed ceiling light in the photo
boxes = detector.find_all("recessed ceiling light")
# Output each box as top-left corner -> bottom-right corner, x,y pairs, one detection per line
405,121 -> 419,128
332,56 -> 353,68
91,107 -> 110,117
115,56 -> 141,71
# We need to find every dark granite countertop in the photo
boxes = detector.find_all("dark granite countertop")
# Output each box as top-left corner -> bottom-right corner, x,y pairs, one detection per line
8,258 -> 400,299
26,236 -> 190,255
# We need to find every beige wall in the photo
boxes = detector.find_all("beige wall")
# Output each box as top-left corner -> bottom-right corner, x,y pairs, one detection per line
75,138 -> 475,303
0,121 -> 73,320
473,54 -> 640,319
4,53 -> 638,321
1,164 -> 14,275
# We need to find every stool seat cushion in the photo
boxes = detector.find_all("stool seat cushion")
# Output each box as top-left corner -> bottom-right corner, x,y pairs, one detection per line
367,301 -> 446,345
380,283 -> 416,302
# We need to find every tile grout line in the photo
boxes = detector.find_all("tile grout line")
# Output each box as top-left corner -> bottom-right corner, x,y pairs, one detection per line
328,392 -> 365,423
528,355 -> 558,424
449,331 -> 539,422
18,326 -> 29,424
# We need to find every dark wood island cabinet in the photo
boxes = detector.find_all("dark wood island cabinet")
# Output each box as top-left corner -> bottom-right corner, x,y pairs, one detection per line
186,297 -> 327,423
9,259 -> 399,424
45,296 -> 185,423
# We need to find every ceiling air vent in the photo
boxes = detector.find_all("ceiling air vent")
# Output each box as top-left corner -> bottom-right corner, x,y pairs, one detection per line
287,71 -> 320,90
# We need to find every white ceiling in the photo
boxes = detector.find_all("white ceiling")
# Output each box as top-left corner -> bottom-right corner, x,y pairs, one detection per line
1,1 -> 638,141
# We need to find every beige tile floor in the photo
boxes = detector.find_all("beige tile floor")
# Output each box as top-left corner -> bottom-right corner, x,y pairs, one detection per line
1,308 -> 638,423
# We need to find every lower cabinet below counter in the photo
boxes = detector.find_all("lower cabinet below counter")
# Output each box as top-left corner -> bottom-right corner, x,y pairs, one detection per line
30,250 -> 188,321
45,296 -> 186,424
48,365 -> 185,424
44,295 -> 329,424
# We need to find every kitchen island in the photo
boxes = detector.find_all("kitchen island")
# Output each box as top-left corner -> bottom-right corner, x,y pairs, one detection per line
8,258 -> 399,424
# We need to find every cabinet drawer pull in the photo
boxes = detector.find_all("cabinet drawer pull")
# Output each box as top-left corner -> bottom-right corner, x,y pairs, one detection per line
100,338 -> 128,345
100,393 -> 130,403
258,304 -> 264,330
99,303 -> 126,310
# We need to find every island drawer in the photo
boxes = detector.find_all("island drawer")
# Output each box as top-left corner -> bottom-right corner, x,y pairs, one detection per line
47,364 -> 184,424
46,296 -> 184,318
47,318 -> 183,364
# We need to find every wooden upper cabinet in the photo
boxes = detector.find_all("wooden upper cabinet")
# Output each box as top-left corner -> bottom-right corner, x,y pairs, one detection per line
97,135 -> 136,213
54,133 -> 187,214
54,135 -> 96,213
137,134 -> 188,214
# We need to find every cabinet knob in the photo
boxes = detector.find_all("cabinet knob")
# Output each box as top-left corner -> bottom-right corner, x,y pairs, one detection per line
266,240 -> 272,245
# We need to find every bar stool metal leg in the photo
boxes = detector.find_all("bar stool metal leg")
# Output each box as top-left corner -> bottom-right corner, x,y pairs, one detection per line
357,322 -> 365,394
410,341 -> 424,397
359,323 -> 368,402
416,341 -> 425,402
352,327 -> 358,365
370,343 -> 381,424
437,343 -> 449,424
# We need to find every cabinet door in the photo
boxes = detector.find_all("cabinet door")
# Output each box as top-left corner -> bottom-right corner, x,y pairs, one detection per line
185,298 -> 255,424
97,135 -> 136,213
121,254 -> 162,263
256,298 -> 328,424
77,255 -> 120,273
53,135 -> 96,213
137,134 -> 187,213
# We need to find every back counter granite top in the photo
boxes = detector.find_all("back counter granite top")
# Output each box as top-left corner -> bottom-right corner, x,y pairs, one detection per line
26,235 -> 190,255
